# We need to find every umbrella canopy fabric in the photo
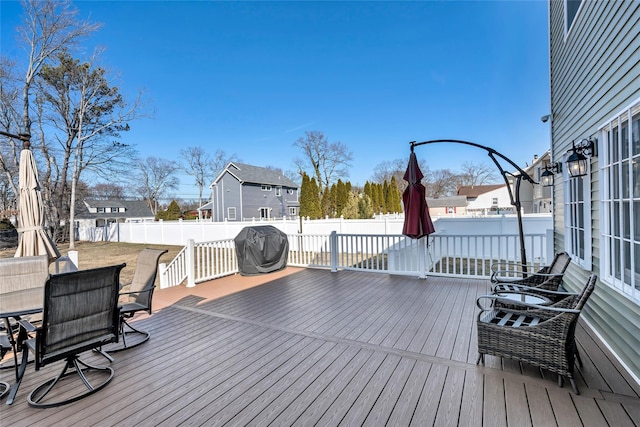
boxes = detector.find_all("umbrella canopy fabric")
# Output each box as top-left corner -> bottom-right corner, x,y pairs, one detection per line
402,151 -> 435,239
15,148 -> 60,261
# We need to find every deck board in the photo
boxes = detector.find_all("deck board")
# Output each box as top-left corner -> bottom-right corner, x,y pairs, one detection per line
1,268 -> 638,426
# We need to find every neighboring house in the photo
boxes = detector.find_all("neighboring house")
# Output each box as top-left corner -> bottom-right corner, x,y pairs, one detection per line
457,184 -> 511,216
547,1 -> 639,380
425,196 -> 468,218
75,199 -> 154,227
513,151 -> 553,214
206,162 -> 299,221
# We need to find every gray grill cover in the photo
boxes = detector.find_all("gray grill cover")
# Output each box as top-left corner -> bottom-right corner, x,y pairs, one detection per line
234,226 -> 289,276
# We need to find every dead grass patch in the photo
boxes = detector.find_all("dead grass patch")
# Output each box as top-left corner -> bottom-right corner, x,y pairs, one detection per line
0,241 -> 182,285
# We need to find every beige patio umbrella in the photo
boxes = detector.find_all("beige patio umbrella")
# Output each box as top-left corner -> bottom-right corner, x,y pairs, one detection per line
15,146 -> 60,261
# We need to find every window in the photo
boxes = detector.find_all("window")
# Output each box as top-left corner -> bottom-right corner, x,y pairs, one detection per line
259,207 -> 270,219
97,207 -> 105,213
447,207 -> 455,214
287,189 -> 294,194
275,187 -> 281,196
600,99 -> 640,304
227,207 -> 236,220
565,0 -> 583,35
564,167 -> 591,269
491,197 -> 498,206
289,207 -> 297,216
261,185 -> 271,191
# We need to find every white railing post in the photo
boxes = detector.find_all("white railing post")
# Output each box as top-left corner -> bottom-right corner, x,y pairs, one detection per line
186,239 -> 196,288
330,231 -> 338,272
418,238 -> 427,279
158,262 -> 167,288
546,228 -> 554,264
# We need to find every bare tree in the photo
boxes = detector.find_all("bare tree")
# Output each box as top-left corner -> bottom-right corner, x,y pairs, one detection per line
371,157 -> 430,193
90,183 -> 124,199
428,169 -> 459,198
38,50 -> 139,248
457,161 -> 499,186
135,156 -> 180,215
293,130 -> 353,192
15,0 -> 100,138
180,147 -> 237,208
0,0 -> 99,242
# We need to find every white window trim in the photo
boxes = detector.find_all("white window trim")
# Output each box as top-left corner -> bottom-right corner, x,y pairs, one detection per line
598,96 -> 640,304
261,185 -> 272,191
275,187 -> 281,196
562,154 -> 592,270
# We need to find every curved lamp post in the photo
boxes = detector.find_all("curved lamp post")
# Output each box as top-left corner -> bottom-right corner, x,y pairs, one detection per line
410,139 -> 537,274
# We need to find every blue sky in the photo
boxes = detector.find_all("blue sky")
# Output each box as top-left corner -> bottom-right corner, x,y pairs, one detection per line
1,1 -> 551,200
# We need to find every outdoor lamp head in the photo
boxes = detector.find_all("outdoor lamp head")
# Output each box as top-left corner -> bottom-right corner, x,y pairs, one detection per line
541,167 -> 555,187
566,142 -> 588,178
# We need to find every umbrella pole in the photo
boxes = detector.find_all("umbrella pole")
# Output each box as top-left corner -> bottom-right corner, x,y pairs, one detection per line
410,139 -> 537,274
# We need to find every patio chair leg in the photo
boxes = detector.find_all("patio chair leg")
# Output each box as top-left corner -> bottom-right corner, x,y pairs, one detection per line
92,347 -> 114,363
569,377 -> 580,395
558,375 -> 564,388
476,354 -> 484,365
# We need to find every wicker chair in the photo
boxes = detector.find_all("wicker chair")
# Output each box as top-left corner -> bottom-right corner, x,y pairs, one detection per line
18,264 -> 124,408
476,274 -> 597,394
107,248 -> 167,352
491,251 -> 571,294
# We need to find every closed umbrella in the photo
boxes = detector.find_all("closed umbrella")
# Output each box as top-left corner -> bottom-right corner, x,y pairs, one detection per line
402,151 -> 435,239
15,148 -> 60,260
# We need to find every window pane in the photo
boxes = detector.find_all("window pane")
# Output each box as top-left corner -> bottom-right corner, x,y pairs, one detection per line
579,229 -> 585,258
612,125 -> 619,162
623,201 -> 630,240
635,201 -> 640,241
633,112 -> 640,156
622,120 -> 629,160
634,159 -> 640,198
615,242 -> 621,280
613,202 -> 620,235
613,164 -> 619,198
635,243 -> 640,291
624,241 -> 631,284
622,160 -> 629,197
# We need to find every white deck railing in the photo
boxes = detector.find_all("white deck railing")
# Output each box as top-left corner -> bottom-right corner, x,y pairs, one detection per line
159,231 -> 550,289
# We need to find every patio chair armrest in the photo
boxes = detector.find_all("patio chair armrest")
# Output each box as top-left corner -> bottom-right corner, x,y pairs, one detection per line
492,271 -> 564,284
491,283 -> 576,296
476,294 -> 544,311
17,318 -> 38,333
119,288 -> 151,297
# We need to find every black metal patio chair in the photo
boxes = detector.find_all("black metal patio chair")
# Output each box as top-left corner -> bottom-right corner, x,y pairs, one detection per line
18,264 -> 124,408
106,248 -> 167,352
476,274 -> 596,394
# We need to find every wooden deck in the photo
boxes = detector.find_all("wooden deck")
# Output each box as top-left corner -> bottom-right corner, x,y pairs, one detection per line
2,268 -> 639,426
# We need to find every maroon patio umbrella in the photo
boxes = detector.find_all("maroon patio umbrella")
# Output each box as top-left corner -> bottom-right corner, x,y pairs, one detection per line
402,151 -> 435,239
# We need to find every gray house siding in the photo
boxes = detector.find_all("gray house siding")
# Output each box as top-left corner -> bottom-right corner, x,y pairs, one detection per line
549,0 -> 640,379
208,162 -> 299,222
213,174 -> 242,221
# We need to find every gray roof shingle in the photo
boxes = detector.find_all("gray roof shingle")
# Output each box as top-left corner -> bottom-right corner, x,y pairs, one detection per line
217,162 -> 298,188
